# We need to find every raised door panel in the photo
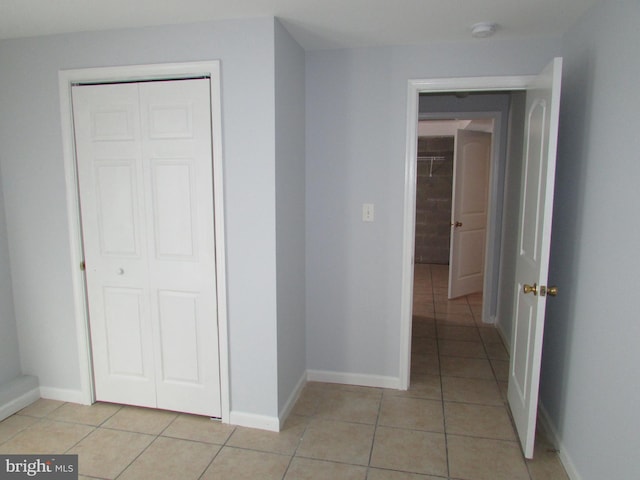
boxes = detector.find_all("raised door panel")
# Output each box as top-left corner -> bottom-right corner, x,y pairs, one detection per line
73,83 -> 156,407
140,79 -> 220,417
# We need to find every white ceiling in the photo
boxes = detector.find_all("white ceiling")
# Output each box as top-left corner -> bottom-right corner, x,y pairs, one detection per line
0,0 -> 597,51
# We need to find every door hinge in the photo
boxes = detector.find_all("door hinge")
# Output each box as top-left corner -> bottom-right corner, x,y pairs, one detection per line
80,261 -> 86,271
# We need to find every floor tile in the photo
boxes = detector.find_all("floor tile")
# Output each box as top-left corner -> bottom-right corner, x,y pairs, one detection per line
435,312 -> 477,326
0,414 -> 38,444
412,336 -> 438,355
0,419 -> 93,454
444,402 -> 516,440
490,359 -> 510,381
479,327 -> 503,344
440,356 -> 495,380
0,418 -> 94,454
296,419 -> 374,465
434,302 -> 473,315
162,413 -> 235,444
378,396 -> 444,432
102,405 -> 177,435
315,389 -> 380,424
291,387 -> 322,416
284,457 -> 367,480
438,339 -> 487,358
227,414 -> 308,455
47,402 -> 121,426
384,374 -> 441,401
68,428 -> 154,479
447,434 -> 529,480
367,468 -> 446,480
17,398 -> 65,418
118,436 -> 219,480
370,426 -> 447,477
411,352 -> 440,375
201,446 -> 290,480
485,342 -> 509,360
412,319 -> 436,338
527,433 -> 570,480
441,377 -> 503,406
437,325 -> 481,342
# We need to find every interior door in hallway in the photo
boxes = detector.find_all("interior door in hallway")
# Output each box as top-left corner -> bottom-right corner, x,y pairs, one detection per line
448,129 -> 491,299
73,78 -> 221,417
508,57 -> 562,458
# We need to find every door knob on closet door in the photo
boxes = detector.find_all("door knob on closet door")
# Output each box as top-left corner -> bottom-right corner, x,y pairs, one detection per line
523,283 -> 538,295
451,221 -> 463,227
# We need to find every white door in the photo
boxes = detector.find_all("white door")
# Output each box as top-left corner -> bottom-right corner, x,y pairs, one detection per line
73,78 -> 221,417
508,57 -> 563,458
448,129 -> 492,299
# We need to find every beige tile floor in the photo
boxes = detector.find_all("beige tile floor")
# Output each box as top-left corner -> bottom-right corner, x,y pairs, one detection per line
0,264 -> 569,479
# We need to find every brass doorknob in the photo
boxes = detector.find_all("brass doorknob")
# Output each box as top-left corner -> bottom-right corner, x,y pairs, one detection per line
451,221 -> 463,227
547,285 -> 558,296
523,283 -> 538,295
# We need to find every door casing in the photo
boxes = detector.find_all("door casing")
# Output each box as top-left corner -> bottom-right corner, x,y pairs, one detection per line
400,75 -> 534,390
58,61 -> 230,422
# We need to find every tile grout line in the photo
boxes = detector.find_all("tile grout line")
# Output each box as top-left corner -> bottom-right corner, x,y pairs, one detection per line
364,382 -> 385,479
430,265 -> 452,480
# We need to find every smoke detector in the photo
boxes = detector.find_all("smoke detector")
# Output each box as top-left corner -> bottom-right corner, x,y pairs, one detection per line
471,22 -> 498,38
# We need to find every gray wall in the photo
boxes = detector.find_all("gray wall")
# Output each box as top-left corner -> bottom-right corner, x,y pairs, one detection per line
0,18 -> 282,419
305,38 -> 561,380
0,162 -> 21,385
540,1 -> 640,478
274,20 -> 307,414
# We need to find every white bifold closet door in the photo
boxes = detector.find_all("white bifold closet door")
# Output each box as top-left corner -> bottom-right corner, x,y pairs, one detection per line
72,79 -> 221,417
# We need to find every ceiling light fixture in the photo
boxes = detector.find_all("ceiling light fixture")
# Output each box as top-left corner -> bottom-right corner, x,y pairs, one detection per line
471,22 -> 498,39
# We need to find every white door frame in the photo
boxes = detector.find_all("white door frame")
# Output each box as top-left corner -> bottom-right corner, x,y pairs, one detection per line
400,75 -> 534,389
417,112 -> 500,312
58,61 -> 230,422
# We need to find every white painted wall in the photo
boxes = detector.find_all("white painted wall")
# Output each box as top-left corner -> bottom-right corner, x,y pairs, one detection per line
305,38 -> 561,382
540,1 -> 640,478
0,18 -> 280,419
0,163 -> 21,385
274,20 -> 307,415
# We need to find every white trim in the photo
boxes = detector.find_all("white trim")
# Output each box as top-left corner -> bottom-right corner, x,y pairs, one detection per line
400,75 -> 535,392
307,370 -> 401,390
229,411 -> 280,432
57,61 -> 230,423
278,371 -> 307,429
0,376 -> 40,421
538,402 -> 582,480
39,386 -> 87,404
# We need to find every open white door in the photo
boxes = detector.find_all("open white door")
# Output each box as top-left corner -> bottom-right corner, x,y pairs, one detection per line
448,129 -> 492,299
508,57 -> 562,458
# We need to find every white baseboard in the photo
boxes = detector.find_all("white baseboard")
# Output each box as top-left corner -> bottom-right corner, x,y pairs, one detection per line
278,371 -> 307,429
495,323 -> 511,354
39,386 -> 87,405
0,376 -> 40,421
307,370 -> 401,390
538,402 -> 582,480
229,410 -> 280,432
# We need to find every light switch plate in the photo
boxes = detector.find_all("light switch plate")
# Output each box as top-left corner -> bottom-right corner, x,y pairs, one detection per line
362,203 -> 375,222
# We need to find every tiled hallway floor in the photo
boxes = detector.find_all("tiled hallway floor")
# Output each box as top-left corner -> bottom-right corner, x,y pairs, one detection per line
0,264 -> 568,479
